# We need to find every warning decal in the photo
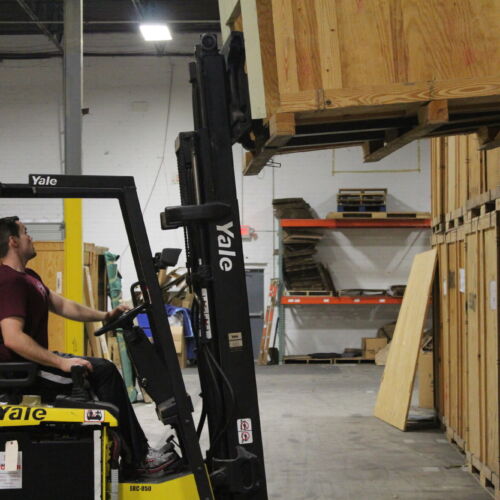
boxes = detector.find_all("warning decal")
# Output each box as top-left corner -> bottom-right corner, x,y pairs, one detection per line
0,452 -> 22,489
85,409 -> 105,423
237,418 -> 253,445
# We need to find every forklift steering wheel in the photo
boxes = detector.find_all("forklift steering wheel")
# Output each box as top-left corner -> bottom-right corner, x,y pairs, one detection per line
94,303 -> 147,337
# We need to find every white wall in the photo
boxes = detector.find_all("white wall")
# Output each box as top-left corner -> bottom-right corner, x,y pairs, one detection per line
236,143 -> 431,355
0,55 -> 431,356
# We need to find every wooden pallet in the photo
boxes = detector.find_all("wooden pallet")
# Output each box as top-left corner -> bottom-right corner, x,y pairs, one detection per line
284,355 -> 374,365
432,222 -> 446,235
327,211 -> 430,220
434,193 -> 500,234
445,208 -> 465,232
465,196 -> 500,221
466,451 -> 500,500
337,188 -> 387,200
244,102 -> 500,175
337,205 -> 386,213
441,422 -> 500,499
285,290 -> 335,296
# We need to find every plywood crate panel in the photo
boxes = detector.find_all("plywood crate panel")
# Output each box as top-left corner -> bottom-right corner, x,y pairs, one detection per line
220,0 -> 500,174
29,242 -> 66,352
29,242 -> 108,354
434,212 -> 499,477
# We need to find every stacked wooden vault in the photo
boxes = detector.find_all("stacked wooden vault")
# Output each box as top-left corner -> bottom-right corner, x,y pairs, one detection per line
431,134 -> 499,490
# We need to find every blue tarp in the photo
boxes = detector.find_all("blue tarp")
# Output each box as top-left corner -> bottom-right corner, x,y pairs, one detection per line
137,305 -> 196,360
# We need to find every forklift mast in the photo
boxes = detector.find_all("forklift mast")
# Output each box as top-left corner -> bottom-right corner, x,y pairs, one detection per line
162,33 -> 269,499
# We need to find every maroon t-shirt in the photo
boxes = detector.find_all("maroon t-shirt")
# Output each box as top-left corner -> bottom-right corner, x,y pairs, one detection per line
0,265 -> 50,361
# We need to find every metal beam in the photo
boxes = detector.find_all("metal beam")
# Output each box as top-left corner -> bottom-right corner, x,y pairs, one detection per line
64,0 -> 82,175
63,0 -> 84,357
130,0 -> 164,56
15,0 -> 63,52
0,19 -> 220,24
130,0 -> 146,18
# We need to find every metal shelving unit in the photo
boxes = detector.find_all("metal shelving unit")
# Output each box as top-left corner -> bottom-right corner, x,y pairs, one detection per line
276,217 -> 431,363
281,296 -> 403,305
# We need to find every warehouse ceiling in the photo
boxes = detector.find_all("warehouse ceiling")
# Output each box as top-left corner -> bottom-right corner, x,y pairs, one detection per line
0,0 -> 221,57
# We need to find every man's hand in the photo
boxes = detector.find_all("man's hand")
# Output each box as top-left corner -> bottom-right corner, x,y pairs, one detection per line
59,357 -> 93,373
104,304 -> 130,323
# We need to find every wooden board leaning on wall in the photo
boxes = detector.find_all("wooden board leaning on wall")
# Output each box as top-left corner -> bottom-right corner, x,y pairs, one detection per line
433,211 -> 499,479
374,248 -> 437,431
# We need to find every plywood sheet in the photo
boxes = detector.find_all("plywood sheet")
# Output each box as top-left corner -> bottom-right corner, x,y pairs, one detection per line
374,249 -> 437,430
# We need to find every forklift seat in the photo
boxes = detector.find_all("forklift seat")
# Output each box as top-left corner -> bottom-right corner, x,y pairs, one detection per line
0,361 -> 38,388
0,361 -> 38,404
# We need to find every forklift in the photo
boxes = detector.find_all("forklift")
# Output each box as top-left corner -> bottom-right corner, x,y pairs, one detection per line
0,33 -> 268,499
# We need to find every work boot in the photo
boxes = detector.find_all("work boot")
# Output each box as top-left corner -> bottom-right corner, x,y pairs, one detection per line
137,444 -> 181,475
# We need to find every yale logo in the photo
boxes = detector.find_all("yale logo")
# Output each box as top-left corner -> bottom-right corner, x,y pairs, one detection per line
31,175 -> 57,186
0,407 -> 47,421
217,221 -> 236,272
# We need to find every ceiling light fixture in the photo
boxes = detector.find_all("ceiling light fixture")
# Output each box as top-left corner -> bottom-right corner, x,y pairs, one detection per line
139,24 -> 172,41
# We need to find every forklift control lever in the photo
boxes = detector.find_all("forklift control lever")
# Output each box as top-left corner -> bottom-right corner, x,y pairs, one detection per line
69,365 -> 92,402
94,303 -> 147,336
154,248 -> 182,270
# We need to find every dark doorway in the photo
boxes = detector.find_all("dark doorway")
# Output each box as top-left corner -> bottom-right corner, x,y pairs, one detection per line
245,268 -> 265,359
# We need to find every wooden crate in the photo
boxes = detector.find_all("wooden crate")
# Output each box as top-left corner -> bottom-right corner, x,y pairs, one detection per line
361,337 -> 387,360
29,242 -> 66,352
434,211 -> 499,478
431,134 -> 500,222
29,242 -> 108,353
219,0 -> 500,174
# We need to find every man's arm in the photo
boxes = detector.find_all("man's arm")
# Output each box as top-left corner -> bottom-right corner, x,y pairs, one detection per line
48,291 -> 128,323
0,316 -> 92,373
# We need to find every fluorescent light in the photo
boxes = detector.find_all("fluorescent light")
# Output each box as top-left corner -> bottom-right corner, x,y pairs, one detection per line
139,24 -> 172,41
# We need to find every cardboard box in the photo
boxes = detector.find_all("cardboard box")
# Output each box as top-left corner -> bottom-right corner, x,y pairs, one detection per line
362,337 -> 388,360
170,325 -> 187,369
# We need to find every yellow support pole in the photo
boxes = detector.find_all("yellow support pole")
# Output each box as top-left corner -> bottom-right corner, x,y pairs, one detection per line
63,198 -> 84,355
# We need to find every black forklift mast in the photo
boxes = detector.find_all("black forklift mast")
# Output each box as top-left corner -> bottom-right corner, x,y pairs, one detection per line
162,33 -> 269,499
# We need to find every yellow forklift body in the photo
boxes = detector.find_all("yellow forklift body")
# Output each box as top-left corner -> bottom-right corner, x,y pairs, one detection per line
0,404 -> 118,427
120,473 -> 200,499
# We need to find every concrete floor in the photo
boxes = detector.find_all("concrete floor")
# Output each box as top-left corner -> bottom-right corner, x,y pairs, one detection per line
135,364 -> 489,500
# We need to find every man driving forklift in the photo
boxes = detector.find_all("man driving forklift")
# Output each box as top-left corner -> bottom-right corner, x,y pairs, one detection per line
0,31 -> 269,499
0,215 -> 178,476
